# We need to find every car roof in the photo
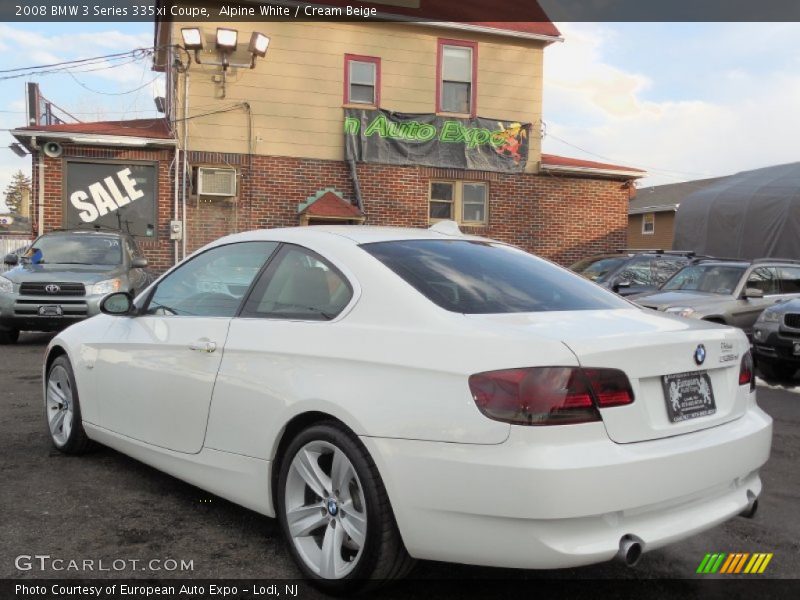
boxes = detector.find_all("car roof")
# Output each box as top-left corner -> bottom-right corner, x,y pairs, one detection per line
220,225 -> 490,246
42,228 -> 126,238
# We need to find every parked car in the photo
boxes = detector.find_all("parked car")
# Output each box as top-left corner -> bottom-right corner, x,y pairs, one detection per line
570,250 -> 693,296
633,258 -> 800,338
0,228 -> 151,344
752,298 -> 800,379
44,224 -> 770,592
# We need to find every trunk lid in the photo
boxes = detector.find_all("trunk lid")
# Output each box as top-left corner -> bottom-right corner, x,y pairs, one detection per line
465,308 -> 751,443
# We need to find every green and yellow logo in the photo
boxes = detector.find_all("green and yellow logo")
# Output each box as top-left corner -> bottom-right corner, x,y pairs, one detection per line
697,552 -> 773,574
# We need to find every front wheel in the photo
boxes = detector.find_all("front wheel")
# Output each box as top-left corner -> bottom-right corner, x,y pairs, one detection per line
45,355 -> 92,454
277,422 -> 414,593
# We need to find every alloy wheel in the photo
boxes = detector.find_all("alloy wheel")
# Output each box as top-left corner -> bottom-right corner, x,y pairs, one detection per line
46,364 -> 74,446
284,440 -> 367,579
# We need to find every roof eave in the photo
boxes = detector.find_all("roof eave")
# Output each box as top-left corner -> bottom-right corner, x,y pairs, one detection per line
540,163 -> 646,180
11,129 -> 176,149
628,204 -> 679,215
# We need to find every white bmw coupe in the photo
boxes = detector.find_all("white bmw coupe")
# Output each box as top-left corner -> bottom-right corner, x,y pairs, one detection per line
43,224 -> 771,592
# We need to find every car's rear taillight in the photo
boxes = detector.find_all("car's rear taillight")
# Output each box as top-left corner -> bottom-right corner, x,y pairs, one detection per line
740,351 -> 755,391
582,368 -> 635,407
468,367 -> 634,426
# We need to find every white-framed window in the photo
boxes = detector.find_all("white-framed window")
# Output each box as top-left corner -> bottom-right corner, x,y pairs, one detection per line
642,212 -> 655,234
429,181 -> 488,225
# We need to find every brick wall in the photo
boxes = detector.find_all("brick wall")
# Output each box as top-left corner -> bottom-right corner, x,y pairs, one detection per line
34,147 -> 629,272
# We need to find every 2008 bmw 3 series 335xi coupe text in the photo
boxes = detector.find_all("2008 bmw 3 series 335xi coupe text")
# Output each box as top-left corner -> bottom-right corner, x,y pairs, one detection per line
43,224 -> 771,592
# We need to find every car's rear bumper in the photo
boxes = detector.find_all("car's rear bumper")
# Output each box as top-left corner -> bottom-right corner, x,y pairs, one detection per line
362,404 -> 772,569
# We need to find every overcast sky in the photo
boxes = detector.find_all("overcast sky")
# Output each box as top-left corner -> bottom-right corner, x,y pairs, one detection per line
2,21 -> 800,212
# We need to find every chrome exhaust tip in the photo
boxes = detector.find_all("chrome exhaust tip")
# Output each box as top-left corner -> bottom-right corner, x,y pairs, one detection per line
739,490 -> 759,519
617,534 -> 644,567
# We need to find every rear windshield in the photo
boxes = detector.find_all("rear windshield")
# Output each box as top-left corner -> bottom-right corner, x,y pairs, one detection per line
363,240 -> 631,314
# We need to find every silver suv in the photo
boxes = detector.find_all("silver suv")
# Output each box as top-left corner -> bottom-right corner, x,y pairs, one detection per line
633,258 -> 800,338
0,229 -> 151,344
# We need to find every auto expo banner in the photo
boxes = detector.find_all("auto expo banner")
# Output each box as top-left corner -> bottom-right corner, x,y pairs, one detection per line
65,161 -> 157,238
344,108 -> 530,173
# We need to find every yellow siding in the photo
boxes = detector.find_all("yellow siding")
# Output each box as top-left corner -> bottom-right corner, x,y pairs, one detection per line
174,21 -> 545,169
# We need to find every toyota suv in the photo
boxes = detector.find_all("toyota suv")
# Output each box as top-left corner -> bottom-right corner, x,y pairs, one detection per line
0,229 -> 151,344
633,258 -> 800,338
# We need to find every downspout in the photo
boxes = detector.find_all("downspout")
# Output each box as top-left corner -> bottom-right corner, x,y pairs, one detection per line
30,136 -> 44,237
173,146 -> 180,265
348,159 -> 364,213
181,69 -> 189,260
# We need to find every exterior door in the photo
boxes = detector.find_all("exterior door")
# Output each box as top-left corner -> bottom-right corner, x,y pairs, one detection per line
93,241 -> 277,453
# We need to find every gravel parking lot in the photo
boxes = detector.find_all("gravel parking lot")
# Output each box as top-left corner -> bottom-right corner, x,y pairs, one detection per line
1,333 -> 798,597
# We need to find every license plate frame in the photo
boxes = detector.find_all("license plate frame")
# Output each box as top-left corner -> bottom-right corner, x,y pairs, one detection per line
661,370 -> 716,423
38,304 -> 63,317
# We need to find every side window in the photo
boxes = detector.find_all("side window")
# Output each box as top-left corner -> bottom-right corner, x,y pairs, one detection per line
242,245 -> 353,321
777,266 -> 800,293
617,256 -> 654,286
146,242 -> 277,317
746,267 -> 779,295
652,257 -> 688,286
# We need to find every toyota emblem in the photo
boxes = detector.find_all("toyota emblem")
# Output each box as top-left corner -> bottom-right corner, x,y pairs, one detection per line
45,284 -> 60,294
694,344 -> 706,366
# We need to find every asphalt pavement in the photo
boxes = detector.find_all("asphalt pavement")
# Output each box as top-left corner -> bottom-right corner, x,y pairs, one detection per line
1,332 -> 798,599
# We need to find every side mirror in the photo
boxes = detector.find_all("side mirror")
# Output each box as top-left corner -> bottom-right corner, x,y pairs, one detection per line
744,287 -> 764,299
100,292 -> 134,316
612,279 -> 631,293
3,253 -> 18,266
131,257 -> 148,269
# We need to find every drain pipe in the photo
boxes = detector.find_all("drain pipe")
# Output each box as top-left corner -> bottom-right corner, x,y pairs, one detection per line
348,158 -> 364,213
173,146 -> 180,265
181,69 -> 190,261
30,136 -> 45,237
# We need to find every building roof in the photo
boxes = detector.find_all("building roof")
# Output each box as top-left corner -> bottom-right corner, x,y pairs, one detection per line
630,177 -> 725,214
312,1 -> 561,39
15,118 -> 173,139
540,154 -> 646,180
299,191 -> 365,220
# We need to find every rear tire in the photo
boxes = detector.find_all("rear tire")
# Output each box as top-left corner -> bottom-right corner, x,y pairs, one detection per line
0,328 -> 19,344
45,355 -> 92,454
277,421 -> 414,593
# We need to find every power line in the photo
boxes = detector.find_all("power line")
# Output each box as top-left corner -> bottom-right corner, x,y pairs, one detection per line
0,48 -> 151,75
66,71 -> 160,96
544,130 -> 711,180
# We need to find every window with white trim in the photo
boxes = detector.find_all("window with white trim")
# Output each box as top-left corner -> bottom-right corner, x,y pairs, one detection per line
642,212 -> 655,234
429,181 -> 488,225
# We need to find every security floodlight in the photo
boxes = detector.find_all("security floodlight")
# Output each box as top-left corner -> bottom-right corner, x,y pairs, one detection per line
181,28 -> 203,50
216,28 -> 238,51
248,32 -> 270,57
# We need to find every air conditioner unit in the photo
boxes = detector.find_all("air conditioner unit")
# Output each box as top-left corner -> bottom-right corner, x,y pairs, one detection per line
197,167 -> 237,197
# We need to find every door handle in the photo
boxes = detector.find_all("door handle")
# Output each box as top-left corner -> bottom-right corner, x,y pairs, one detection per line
189,340 -> 217,353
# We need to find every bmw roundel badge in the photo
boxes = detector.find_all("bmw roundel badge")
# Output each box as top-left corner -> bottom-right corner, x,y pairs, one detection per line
694,344 -> 706,366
